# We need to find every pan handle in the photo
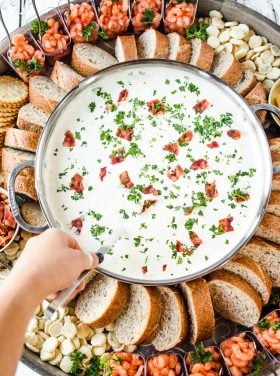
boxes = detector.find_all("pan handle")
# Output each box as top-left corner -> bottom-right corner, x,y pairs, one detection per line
250,103 -> 280,121
8,160 -> 49,234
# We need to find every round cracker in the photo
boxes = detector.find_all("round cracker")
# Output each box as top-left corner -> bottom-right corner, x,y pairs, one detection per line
0,76 -> 28,105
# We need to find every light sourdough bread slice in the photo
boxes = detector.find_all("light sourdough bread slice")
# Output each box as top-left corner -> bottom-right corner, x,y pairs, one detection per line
2,147 -> 34,177
240,236 -> 280,288
50,61 -> 84,92
234,69 -> 257,96
190,39 -> 214,71
114,284 -> 162,345
256,213 -> 280,244
221,254 -> 272,304
71,43 -> 118,77
137,29 -> 169,59
180,278 -> 215,344
4,128 -> 40,153
267,191 -> 280,217
245,83 -> 268,125
17,103 -> 49,134
75,273 -> 129,328
212,53 -> 243,86
208,270 -> 262,327
115,35 -> 138,62
29,76 -> 66,113
151,286 -> 188,351
4,173 -> 37,201
168,32 -> 191,63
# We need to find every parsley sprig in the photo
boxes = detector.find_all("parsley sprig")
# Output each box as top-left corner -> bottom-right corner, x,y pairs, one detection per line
186,22 -> 208,41
190,344 -> 213,364
141,8 -> 155,24
13,57 -> 41,73
30,20 -> 49,37
82,22 -> 96,41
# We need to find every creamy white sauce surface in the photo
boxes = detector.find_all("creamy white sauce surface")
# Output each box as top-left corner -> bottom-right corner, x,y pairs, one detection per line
41,64 -> 270,282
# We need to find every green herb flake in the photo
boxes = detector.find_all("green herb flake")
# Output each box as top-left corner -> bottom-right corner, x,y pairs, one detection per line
89,102 -> 96,112
141,7 -> 155,24
186,22 -> 208,41
82,22 -> 96,41
190,344 -> 213,364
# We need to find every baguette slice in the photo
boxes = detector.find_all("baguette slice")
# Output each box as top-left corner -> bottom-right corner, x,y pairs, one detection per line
234,69 -> 257,96
75,273 -> 129,328
115,35 -> 138,62
221,254 -> 272,304
168,32 -> 191,63
17,103 -> 49,134
208,270 -> 262,327
212,53 -> 243,86
240,236 -> 280,288
256,213 -> 280,244
245,83 -> 268,125
72,43 -> 118,77
272,174 -> 280,191
151,286 -> 188,351
137,29 -> 169,59
2,147 -> 34,177
4,128 -> 40,153
50,61 -> 84,92
272,150 -> 280,167
267,191 -> 280,217
180,278 -> 215,344
114,285 -> 162,345
4,173 -> 37,201
190,39 -> 214,71
29,76 -> 66,113
269,137 -> 280,152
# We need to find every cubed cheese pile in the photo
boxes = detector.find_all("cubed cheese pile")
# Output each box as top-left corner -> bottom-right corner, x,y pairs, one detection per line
199,10 -> 280,91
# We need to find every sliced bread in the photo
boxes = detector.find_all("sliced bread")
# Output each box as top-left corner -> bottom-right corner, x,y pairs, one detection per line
75,273 -> 129,328
50,61 -> 84,92
2,147 -> 34,177
234,69 -> 257,96
4,128 -> 40,153
115,35 -> 138,62
29,76 -> 66,113
212,53 -> 243,86
267,191 -> 280,217
17,103 -> 49,134
151,286 -> 188,351
221,254 -> 272,304
189,39 -> 214,71
167,32 -> 191,63
180,278 -> 215,344
4,173 -> 37,201
256,212 -> 280,244
272,150 -> 280,166
137,29 -> 169,59
269,137 -> 280,152
208,270 -> 262,327
272,174 -> 280,191
114,284 -> 162,345
240,236 -> 280,288
245,83 -> 268,125
71,43 -> 118,77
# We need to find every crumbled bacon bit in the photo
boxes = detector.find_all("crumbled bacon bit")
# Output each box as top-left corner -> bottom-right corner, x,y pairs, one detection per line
193,99 -> 210,113
118,89 -> 128,103
147,99 -> 165,115
205,181 -> 218,201
163,142 -> 179,155
119,171 -> 134,188
162,264 -> 167,271
176,240 -> 192,255
190,159 -> 208,170
234,193 -> 250,203
109,150 -> 125,164
227,129 -> 241,140
189,231 -> 203,248
178,130 -> 193,145
207,141 -> 219,149
70,173 -> 84,193
63,131 -> 75,147
219,217 -> 234,232
0,194 -> 16,249
142,266 -> 148,274
141,199 -> 157,213
143,185 -> 159,196
116,128 -> 134,141
99,167 -> 107,182
167,165 -> 184,182
70,217 -> 83,235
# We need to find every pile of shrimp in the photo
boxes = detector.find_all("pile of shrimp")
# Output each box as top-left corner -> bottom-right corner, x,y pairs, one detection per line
99,0 -> 130,38
220,333 -> 257,376
147,353 -> 182,376
254,311 -> 280,354
164,0 -> 196,34
11,34 -> 44,69
41,18 -> 70,55
186,346 -> 222,376
67,2 -> 97,43
110,352 -> 144,376
132,0 -> 162,34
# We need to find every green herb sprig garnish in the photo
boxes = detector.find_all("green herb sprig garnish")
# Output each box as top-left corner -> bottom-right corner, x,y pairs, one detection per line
82,22 -> 96,41
70,350 -> 86,375
141,8 -> 155,24
99,28 -> 109,40
190,344 -> 213,364
13,57 -> 41,73
251,353 -> 266,376
30,20 -> 49,37
186,22 -> 208,41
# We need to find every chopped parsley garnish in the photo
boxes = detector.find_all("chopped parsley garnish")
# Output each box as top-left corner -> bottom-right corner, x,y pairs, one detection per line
119,208 -> 129,219
87,210 -> 102,221
193,113 -> 233,142
134,236 -> 143,247
141,8 -> 155,24
186,22 -> 208,41
89,102 -> 96,112
127,186 -> 142,204
125,142 -> 144,158
98,28 -> 109,40
13,57 -> 41,73
71,192 -> 84,201
190,344 -> 213,364
188,83 -> 200,95
165,79 -> 170,85
185,218 -> 198,231
82,22 -> 96,41
228,169 -> 256,187
90,225 -> 106,238
209,224 -> 225,236
165,153 -> 177,162
70,350 -> 86,375
192,191 -> 207,209
258,318 -> 270,330
272,321 -> 280,331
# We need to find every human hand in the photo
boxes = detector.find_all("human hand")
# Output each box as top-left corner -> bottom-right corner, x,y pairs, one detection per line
8,228 -> 98,301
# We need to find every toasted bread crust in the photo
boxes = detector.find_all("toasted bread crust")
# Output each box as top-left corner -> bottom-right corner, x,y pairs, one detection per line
29,76 -> 62,113
50,61 -> 83,92
220,58 -> 243,86
245,83 -> 268,125
267,191 -> 280,216
192,40 -> 214,71
2,147 -> 34,177
4,128 -> 40,153
116,35 -> 138,61
272,174 -> 280,191
153,30 -> 169,59
256,213 -> 280,244
4,173 -> 38,200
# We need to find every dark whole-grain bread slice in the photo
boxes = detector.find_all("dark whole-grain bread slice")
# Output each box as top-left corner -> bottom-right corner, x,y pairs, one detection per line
256,212 -> 280,244
151,286 -> 188,351
180,278 -> 215,344
75,273 -> 129,328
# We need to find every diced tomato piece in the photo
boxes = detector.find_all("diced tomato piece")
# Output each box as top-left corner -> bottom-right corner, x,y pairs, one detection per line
162,264 -> 167,271
147,99 -> 165,115
118,89 -> 128,103
189,231 -> 203,248
205,181 -> 218,201
193,99 -> 210,113
167,165 -> 185,182
116,128 -> 134,141
227,130 -> 241,140
143,185 -> 159,196
141,199 -> 157,213
163,142 -> 180,155
190,159 -> 208,170
207,140 -> 219,148
119,171 -> 134,188
142,266 -> 148,273
63,130 -> 75,147
110,150 -> 125,164
70,217 -> 83,234
178,130 -> 193,145
219,217 -> 234,232
70,173 -> 84,193
99,167 -> 107,182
